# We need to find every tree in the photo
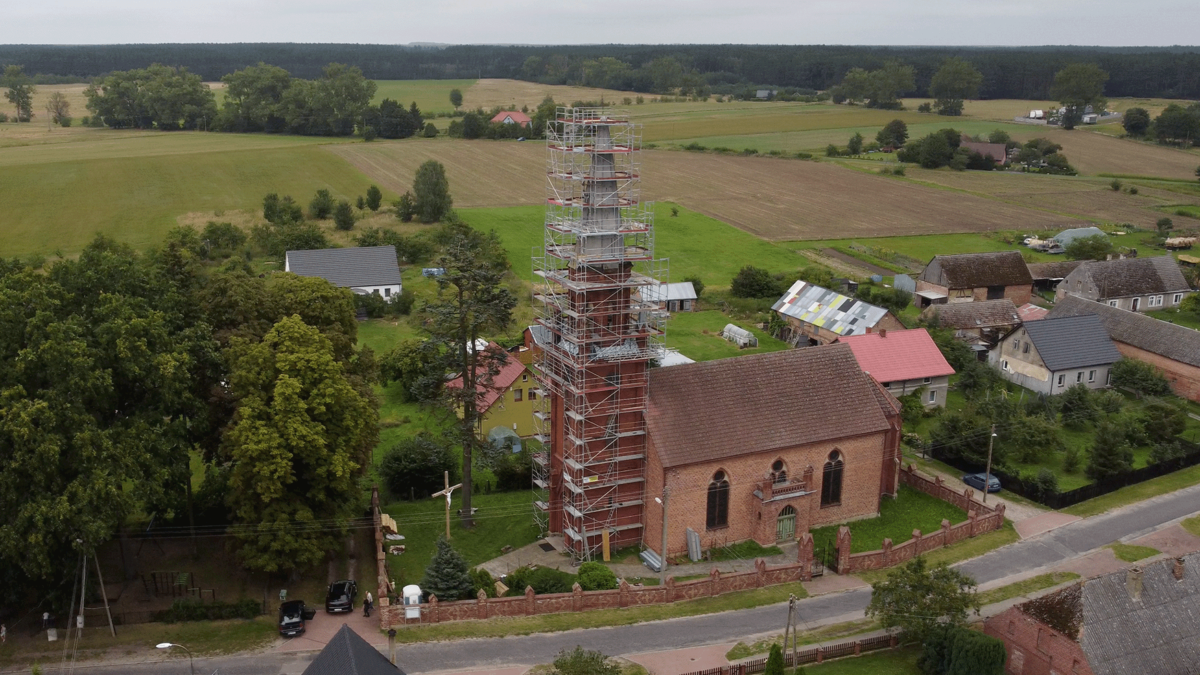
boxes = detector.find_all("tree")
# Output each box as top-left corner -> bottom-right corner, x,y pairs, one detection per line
1051,63 -> 1108,130
929,57 -> 983,116
222,316 -> 378,572
44,91 -> 70,126
1122,107 -> 1151,136
334,199 -> 355,231
876,119 -> 909,148
379,435 -> 457,500
577,562 -> 618,591
263,193 -> 303,225
365,185 -> 383,211
449,88 -> 463,110
421,537 -> 474,601
1141,399 -> 1187,444
866,557 -> 980,643
310,189 -> 335,219
380,338 -> 443,403
988,130 -> 1012,146
551,647 -> 621,675
1059,383 -> 1098,429
413,160 -> 453,223
425,223 -> 516,526
1087,420 -> 1134,480
920,624 -> 1006,675
218,62 -> 292,132
731,265 -> 784,298
764,644 -> 785,675
1154,104 -> 1200,146
1156,217 -> 1174,236
847,132 -> 864,155
1110,358 -> 1171,396
682,275 -> 705,298
84,64 -> 216,130
1064,234 -> 1114,261
2,65 -> 36,122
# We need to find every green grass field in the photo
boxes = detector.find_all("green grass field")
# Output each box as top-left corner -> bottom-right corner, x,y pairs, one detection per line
809,485 -> 968,554
802,646 -> 922,675
670,121 -> 1033,154
1108,542 -> 1160,562
664,309 -> 790,361
373,79 -> 477,116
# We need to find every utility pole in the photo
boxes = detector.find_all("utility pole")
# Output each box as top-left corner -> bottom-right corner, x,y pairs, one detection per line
984,424 -> 997,504
655,487 -> 669,583
431,471 -> 462,540
783,593 -> 799,667
90,548 -> 116,637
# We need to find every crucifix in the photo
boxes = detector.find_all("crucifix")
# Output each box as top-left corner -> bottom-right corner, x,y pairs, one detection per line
431,471 -> 463,540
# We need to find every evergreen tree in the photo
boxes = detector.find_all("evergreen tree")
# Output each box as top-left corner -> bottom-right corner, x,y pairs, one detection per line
1087,420 -> 1134,480
334,199 -> 355,230
365,185 -> 383,211
310,189 -> 335,219
421,537 -> 474,601
764,644 -> 785,675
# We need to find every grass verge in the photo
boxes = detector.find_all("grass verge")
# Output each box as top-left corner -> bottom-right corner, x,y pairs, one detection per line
1107,543 -> 1161,562
1061,462 -> 1200,518
853,521 -> 1020,586
801,645 -> 921,674
976,572 -> 1081,606
390,582 -> 809,644
1183,515 -> 1200,538
810,485 -> 968,554
725,618 -> 878,660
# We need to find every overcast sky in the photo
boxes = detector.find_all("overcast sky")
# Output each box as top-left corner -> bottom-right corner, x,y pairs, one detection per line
7,0 -> 1198,46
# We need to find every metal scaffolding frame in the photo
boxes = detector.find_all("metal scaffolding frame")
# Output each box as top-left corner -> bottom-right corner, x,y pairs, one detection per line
532,107 -> 665,563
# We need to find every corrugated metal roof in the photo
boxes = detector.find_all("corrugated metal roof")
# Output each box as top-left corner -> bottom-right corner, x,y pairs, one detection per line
642,281 -> 697,303
286,246 -> 402,289
1021,314 -> 1122,371
771,280 -> 890,337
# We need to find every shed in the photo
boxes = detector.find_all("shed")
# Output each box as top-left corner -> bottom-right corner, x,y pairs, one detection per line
641,281 -> 698,312
722,324 -> 758,348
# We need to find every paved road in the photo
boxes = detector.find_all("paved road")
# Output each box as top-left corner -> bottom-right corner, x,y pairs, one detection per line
28,481 -> 1200,675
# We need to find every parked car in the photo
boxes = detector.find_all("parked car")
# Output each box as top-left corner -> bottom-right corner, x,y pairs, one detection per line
325,580 -> 358,613
962,473 -> 1001,493
278,600 -> 315,637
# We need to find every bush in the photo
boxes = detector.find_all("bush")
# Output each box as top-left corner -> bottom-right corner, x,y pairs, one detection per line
356,195 -> 366,210
683,275 -> 705,298
263,193 -> 304,225
395,192 -> 416,222
577,562 -> 618,591
422,537 -> 474,601
551,646 -> 620,675
309,188 -> 335,219
1031,468 -> 1059,500
1063,445 -> 1082,474
158,598 -> 260,623
333,199 -> 355,230
362,126 -> 377,142
201,221 -> 248,259
892,165 -> 906,176
917,102 -> 933,113
825,144 -> 840,157
1110,178 -> 1122,191
920,624 -> 1006,675
507,566 -> 576,595
1142,399 -> 1187,443
1110,358 -> 1171,396
1150,440 -> 1188,464
365,185 -> 383,211
1093,389 -> 1125,414
731,265 -> 786,299
422,122 -> 438,137
379,435 -> 457,500
0,112 -> 8,123
1064,234 -> 1114,261
1058,384 -> 1098,429
469,567 -> 496,597
492,446 -> 533,492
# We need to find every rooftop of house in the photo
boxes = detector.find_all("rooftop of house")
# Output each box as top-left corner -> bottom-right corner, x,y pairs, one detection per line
771,280 -> 892,337
1017,303 -> 1049,322
1047,295 -> 1200,368
446,342 -> 529,413
1027,260 -> 1084,281
1072,255 -> 1192,298
491,110 -> 532,125
303,624 -> 406,675
921,251 -> 1034,289
839,328 -> 955,384
285,246 -> 402,289
920,298 -> 1021,329
1014,314 -> 1122,371
646,344 -> 896,468
1017,551 -> 1200,675
960,140 -> 1008,163
641,281 -> 697,303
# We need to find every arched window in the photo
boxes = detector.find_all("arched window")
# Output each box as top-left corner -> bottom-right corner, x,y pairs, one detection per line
770,459 -> 788,485
706,470 -> 729,529
821,451 -> 843,507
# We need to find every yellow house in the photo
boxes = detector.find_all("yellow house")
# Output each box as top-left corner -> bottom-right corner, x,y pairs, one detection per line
448,344 -> 538,438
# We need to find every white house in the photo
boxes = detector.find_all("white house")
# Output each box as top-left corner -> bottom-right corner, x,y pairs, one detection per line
285,245 -> 403,298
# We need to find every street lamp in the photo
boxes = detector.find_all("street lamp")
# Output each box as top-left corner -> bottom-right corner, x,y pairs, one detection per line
157,642 -> 195,675
653,488 -> 669,583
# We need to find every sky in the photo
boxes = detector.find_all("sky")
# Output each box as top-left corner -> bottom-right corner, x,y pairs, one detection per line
6,0 -> 1199,46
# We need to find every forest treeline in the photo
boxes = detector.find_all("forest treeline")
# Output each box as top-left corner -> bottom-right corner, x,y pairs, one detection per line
2,44 -> 1200,99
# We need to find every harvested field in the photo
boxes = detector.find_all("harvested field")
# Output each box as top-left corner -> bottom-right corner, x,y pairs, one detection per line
1010,127 -> 1200,180
641,108 -> 929,142
330,139 -> 1086,240
671,121 -> 1032,154
464,78 -> 637,112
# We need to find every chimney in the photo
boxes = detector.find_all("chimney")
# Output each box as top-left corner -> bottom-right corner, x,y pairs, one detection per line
1126,567 -> 1144,601
1174,557 -> 1186,581
879,328 -> 887,338
866,326 -> 873,334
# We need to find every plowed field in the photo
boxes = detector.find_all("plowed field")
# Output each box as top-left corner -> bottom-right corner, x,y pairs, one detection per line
328,140 -> 1086,240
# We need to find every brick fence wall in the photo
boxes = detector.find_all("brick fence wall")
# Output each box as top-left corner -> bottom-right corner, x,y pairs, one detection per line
834,464 -> 1006,574
680,633 -> 899,675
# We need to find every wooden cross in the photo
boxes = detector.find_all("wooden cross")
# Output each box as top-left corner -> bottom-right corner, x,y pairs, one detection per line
431,471 -> 463,540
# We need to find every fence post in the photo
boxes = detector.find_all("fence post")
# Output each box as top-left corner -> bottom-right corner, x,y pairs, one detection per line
428,595 -> 439,623
755,558 -> 767,587
836,526 -> 852,573
968,510 -> 979,537
816,647 -> 823,663
798,532 -> 814,581
709,567 -> 720,597
665,576 -> 675,603
855,640 -> 861,656
525,585 -> 536,615
941,518 -> 952,547
477,589 -> 488,620
619,578 -> 630,608
572,582 -> 583,612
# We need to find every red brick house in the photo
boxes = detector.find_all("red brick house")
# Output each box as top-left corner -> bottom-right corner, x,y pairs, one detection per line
984,552 -> 1200,675
917,251 -> 1034,307
1048,295 -> 1200,402
642,344 -> 902,558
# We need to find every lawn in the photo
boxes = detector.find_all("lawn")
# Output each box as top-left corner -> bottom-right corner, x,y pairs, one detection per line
809,485 -> 968,555
664,310 -> 791,362
977,572 -> 1080,606
1108,543 -> 1161,562
800,646 -> 922,675
381,490 -> 542,588
670,121 -> 1033,155
0,142 -> 378,257
457,202 -> 809,288
781,231 -> 1053,267
1147,307 -> 1200,331
1063,462 -> 1200,518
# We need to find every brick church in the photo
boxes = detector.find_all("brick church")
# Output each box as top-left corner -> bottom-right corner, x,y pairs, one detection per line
642,344 -> 902,558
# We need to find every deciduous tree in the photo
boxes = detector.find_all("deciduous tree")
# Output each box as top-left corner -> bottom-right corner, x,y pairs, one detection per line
876,119 -> 909,148
413,160 -> 453,223
1122,107 -> 1151,136
379,435 -> 457,500
44,91 -> 70,126
2,65 -> 35,122
866,557 -> 980,643
1063,234 -> 1114,261
929,57 -> 983,116
365,185 -> 383,211
1050,63 -> 1108,130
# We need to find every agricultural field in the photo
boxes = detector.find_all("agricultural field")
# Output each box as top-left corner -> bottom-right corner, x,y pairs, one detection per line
374,78 -> 477,114
638,105 -> 929,143
668,120 -> 1033,154
463,78 -> 638,113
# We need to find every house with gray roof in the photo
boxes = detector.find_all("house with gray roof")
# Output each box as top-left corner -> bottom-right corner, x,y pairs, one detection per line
640,281 -> 697,313
285,246 -> 403,298
988,314 -> 1121,395
1055,255 -> 1192,312
771,280 -> 905,346
985,551 -> 1200,675
1048,295 -> 1200,402
303,624 -> 406,675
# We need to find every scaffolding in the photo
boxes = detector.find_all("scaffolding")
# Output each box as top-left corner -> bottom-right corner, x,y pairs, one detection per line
532,108 -> 665,563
